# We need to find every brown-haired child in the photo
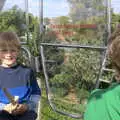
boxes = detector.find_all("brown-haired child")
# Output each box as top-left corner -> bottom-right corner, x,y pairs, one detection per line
0,32 -> 41,120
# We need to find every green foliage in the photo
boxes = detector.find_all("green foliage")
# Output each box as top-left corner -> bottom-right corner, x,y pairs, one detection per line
42,32 -> 65,75
41,79 -> 83,120
50,73 -> 72,97
76,88 -> 90,101
41,97 -> 83,120
111,13 -> 120,31
0,5 -> 40,56
50,73 -> 72,87
67,0 -> 106,22
0,5 -> 26,35
62,49 -> 100,88
54,16 -> 70,24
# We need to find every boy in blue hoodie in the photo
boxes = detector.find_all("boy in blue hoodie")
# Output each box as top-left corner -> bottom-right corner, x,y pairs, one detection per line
0,32 -> 41,120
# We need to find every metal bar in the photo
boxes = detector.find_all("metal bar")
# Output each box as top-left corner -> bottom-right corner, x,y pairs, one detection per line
39,0 -> 44,33
95,51 -> 107,88
40,43 -> 107,51
40,45 -> 83,119
45,60 -> 57,63
107,0 -> 111,39
95,0 -> 111,88
20,42 -> 27,45
99,79 -> 111,83
25,0 -> 29,44
35,56 -> 40,72
102,68 -> 115,72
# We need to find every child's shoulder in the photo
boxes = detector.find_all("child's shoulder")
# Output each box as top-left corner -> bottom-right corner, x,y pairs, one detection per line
19,64 -> 30,68
18,64 -> 33,72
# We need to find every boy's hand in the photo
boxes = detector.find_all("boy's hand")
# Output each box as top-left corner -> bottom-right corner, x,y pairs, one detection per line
3,103 -> 18,114
3,103 -> 28,115
12,104 -> 28,115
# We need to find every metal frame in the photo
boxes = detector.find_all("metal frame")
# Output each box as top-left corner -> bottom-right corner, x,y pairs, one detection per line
25,0 -> 29,44
95,0 -> 111,88
40,43 -> 107,119
39,0 -> 111,119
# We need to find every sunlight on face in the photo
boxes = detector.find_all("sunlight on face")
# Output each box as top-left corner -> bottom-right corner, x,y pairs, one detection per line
0,49 -> 18,67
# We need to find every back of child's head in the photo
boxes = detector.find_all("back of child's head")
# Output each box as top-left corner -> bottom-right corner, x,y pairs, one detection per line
108,28 -> 120,72
0,32 -> 21,51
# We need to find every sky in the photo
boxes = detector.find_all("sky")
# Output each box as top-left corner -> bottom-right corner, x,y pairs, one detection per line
2,0 -> 120,18
3,0 -> 69,17
111,0 -> 120,13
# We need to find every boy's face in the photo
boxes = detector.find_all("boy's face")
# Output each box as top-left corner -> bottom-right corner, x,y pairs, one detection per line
0,49 -> 18,67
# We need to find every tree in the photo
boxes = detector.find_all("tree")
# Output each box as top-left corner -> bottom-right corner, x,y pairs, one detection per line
111,13 -> 120,31
0,5 -> 26,35
67,0 -> 106,22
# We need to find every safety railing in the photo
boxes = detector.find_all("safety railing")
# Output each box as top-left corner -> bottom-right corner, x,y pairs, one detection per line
40,43 -> 107,119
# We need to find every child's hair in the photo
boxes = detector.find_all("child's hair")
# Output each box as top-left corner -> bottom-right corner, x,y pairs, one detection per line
0,32 -> 21,51
108,28 -> 120,72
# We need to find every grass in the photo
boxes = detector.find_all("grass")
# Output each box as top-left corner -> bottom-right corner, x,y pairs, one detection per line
39,79 -> 84,120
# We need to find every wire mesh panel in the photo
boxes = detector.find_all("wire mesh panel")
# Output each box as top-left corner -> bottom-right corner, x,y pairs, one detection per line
40,44 -> 107,119
40,0 -> 112,119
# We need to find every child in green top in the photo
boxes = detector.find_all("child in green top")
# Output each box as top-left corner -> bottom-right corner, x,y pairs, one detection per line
84,28 -> 120,120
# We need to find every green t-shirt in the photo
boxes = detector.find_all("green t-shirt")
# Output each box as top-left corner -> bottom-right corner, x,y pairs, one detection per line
84,83 -> 120,120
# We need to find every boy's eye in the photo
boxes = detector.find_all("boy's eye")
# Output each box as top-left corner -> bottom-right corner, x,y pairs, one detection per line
10,49 -> 17,52
0,49 -> 17,52
0,49 -> 8,52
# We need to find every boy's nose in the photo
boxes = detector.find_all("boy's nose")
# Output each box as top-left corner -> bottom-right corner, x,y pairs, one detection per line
5,51 -> 14,56
6,51 -> 13,54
